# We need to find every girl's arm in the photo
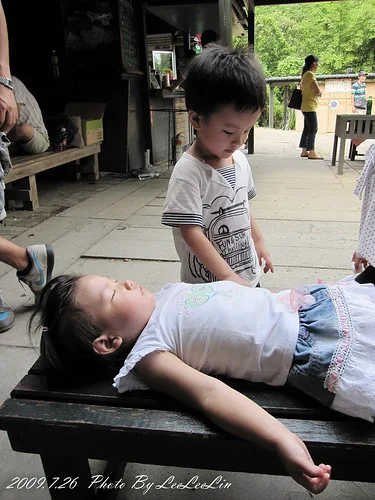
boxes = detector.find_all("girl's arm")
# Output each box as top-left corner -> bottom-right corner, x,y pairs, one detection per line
136,351 -> 331,494
250,214 -> 274,273
180,224 -> 251,286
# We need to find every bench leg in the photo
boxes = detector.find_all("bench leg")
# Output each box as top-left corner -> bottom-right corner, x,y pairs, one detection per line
337,138 -> 346,175
96,461 -> 127,500
331,134 -> 338,166
79,154 -> 99,182
6,174 -> 39,210
41,454 -> 96,499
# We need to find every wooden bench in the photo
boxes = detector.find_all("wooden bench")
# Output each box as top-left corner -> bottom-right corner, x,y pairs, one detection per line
5,144 -> 101,211
331,114 -> 375,175
0,357 -> 374,499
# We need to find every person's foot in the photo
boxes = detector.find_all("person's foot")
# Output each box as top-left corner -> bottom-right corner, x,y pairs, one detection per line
308,152 -> 323,159
300,152 -> 309,157
0,295 -> 14,333
17,244 -> 55,301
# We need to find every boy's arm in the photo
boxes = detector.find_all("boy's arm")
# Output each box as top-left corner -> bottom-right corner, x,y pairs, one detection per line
180,224 -> 251,286
250,214 -> 274,273
136,351 -> 331,494
0,1 -> 17,131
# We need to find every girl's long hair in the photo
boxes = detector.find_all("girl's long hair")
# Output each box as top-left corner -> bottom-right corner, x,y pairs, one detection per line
29,274 -> 130,381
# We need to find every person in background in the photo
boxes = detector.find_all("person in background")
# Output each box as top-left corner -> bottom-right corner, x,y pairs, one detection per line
350,70 -> 368,151
200,29 -> 218,48
299,55 -> 322,160
351,70 -> 367,115
0,0 -> 54,333
4,76 -> 50,154
352,144 -> 375,284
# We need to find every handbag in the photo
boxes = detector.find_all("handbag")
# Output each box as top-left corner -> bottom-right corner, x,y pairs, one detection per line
288,87 -> 302,110
354,97 -> 367,110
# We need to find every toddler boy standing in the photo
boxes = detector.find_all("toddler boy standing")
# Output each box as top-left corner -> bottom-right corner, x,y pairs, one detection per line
162,45 -> 273,286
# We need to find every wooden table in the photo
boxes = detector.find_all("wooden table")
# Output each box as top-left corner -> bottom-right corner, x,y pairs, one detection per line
331,114 -> 375,175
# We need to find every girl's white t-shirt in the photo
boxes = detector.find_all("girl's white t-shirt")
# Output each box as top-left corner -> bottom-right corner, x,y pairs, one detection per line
113,282 -> 299,393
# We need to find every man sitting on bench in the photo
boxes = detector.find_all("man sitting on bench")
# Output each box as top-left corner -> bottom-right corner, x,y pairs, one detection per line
0,1 -> 54,333
4,75 -> 50,154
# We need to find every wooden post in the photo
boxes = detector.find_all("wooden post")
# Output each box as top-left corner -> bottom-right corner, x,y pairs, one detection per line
219,0 -> 232,47
269,86 -> 274,128
283,87 -> 288,130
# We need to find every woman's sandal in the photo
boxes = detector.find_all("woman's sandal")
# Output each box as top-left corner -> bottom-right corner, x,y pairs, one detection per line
308,153 -> 323,159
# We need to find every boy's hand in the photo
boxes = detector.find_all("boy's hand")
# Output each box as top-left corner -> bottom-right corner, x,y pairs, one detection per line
224,273 -> 252,287
255,243 -> 274,273
276,432 -> 331,494
351,251 -> 368,273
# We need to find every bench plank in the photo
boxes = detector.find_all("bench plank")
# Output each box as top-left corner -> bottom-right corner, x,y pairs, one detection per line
0,398 -> 374,482
7,144 -> 101,183
4,144 -> 101,210
11,373 -> 348,419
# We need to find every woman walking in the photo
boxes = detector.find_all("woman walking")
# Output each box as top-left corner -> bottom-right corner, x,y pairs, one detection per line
299,55 -> 322,159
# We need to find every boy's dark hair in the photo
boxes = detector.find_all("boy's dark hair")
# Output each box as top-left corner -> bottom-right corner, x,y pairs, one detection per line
29,274 -> 130,381
184,44 -> 266,117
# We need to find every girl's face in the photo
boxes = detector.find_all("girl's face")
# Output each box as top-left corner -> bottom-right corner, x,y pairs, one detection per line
75,275 -> 156,344
190,105 -> 261,161
311,61 -> 319,72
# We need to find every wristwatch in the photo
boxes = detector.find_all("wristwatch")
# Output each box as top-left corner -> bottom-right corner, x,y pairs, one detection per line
0,77 -> 14,91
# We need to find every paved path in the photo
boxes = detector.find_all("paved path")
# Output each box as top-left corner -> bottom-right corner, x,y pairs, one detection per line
0,129 -> 374,499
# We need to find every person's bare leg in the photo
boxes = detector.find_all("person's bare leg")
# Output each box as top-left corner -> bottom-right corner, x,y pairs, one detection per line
0,236 -> 28,271
6,123 -> 34,144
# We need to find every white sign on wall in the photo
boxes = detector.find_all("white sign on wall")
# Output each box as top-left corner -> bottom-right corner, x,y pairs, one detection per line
325,80 -> 352,93
329,100 -> 339,110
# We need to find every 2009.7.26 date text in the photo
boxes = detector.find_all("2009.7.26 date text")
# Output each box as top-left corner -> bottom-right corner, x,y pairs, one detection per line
6,477 -> 79,490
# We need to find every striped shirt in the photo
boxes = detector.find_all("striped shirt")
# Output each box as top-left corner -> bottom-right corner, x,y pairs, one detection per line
216,164 -> 236,188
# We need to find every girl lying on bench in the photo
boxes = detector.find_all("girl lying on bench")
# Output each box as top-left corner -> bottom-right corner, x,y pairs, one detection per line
31,272 -> 375,494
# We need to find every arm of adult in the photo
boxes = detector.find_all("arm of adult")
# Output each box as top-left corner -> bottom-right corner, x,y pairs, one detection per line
250,214 -> 274,273
180,224 -> 251,286
0,0 -> 18,131
136,351 -> 331,494
310,77 -> 322,98
351,251 -> 368,273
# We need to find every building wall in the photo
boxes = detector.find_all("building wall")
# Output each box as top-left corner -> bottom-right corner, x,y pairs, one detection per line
295,80 -> 375,133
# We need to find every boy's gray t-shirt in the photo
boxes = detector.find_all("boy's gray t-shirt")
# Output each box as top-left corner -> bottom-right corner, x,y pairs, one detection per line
162,150 -> 261,286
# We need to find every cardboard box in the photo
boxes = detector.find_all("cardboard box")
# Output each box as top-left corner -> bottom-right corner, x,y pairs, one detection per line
65,102 -> 106,145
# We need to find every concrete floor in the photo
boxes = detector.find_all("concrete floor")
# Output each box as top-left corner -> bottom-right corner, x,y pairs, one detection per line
0,128 -> 375,499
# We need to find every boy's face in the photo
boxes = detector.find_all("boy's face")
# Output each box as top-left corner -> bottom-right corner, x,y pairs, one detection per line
190,105 -> 262,160
75,275 -> 155,344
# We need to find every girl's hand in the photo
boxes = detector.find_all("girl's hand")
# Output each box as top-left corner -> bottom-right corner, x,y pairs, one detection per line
276,431 -> 331,494
255,243 -> 274,274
